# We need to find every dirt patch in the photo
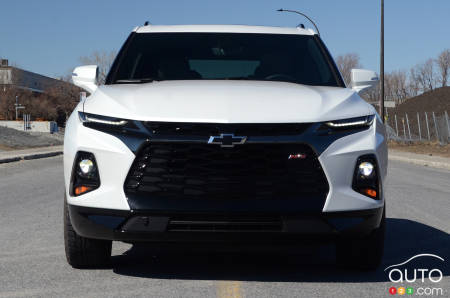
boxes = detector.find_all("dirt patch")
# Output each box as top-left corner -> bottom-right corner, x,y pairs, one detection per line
0,144 -> 14,151
387,87 -> 450,141
391,86 -> 450,114
388,140 -> 450,158
0,126 -> 63,149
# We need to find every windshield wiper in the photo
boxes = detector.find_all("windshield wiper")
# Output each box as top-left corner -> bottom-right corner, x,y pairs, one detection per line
115,78 -> 158,84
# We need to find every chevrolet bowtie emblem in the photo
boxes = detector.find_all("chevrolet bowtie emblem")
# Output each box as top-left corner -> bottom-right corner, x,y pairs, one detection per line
208,133 -> 247,148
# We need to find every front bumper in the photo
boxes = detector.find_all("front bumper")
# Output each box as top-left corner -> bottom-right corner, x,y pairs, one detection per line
64,111 -> 387,213
68,204 -> 384,243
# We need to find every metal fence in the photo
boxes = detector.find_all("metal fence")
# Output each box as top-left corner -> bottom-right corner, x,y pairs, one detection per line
386,111 -> 450,145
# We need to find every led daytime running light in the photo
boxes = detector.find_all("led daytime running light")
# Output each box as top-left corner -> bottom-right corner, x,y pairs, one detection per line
84,114 -> 128,126
325,115 -> 374,128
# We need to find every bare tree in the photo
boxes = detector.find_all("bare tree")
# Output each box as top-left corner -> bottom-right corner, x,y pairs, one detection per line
407,70 -> 420,98
0,66 -> 25,120
0,79 -> 80,121
79,50 -> 116,85
360,69 -> 413,105
335,53 -> 362,86
43,78 -> 82,123
0,87 -> 16,120
0,88 -> 34,120
411,59 -> 436,92
386,70 -> 409,104
436,49 -> 450,87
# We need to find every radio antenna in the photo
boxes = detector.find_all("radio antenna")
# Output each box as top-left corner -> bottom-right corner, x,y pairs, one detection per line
277,8 -> 320,36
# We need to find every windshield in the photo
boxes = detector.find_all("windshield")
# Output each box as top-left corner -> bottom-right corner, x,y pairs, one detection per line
106,33 -> 343,87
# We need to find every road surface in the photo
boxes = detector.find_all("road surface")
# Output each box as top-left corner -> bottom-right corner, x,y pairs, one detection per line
0,156 -> 448,297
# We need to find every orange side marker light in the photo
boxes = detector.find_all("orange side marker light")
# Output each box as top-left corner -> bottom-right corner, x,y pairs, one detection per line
363,188 -> 377,198
74,185 -> 92,196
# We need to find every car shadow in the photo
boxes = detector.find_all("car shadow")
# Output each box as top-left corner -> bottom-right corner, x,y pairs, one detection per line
111,218 -> 449,283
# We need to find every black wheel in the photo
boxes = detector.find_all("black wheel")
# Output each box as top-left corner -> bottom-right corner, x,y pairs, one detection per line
336,207 -> 385,270
64,197 -> 112,268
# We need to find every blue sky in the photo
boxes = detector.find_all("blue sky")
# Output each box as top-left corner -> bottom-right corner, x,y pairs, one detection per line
1,0 -> 449,78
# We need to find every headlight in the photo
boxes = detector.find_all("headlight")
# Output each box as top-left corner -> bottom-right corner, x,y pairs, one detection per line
325,115 -> 375,129
78,112 -> 138,133
79,112 -> 129,126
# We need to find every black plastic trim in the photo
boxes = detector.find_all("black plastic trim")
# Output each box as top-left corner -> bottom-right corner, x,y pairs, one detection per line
82,120 -> 370,156
67,204 -> 384,242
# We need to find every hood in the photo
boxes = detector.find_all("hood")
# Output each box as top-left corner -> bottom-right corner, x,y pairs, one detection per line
83,80 -> 371,123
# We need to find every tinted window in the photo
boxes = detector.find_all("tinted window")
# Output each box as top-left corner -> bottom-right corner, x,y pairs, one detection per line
108,33 -> 341,87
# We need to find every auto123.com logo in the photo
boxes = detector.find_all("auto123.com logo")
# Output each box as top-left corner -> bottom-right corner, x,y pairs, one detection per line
385,254 -> 446,296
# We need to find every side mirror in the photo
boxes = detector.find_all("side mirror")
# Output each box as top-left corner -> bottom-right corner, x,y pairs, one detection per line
351,69 -> 379,93
72,65 -> 98,94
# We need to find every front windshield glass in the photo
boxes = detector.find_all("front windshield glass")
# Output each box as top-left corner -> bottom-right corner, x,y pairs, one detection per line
107,33 -> 341,87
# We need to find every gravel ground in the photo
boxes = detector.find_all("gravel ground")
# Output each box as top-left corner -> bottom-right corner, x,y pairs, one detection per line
0,126 -> 63,150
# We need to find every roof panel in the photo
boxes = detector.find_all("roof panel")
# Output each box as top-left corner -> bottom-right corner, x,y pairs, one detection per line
135,25 -> 314,35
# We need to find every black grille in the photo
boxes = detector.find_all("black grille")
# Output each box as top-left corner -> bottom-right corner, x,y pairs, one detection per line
143,122 -> 310,136
125,142 -> 329,201
167,215 -> 282,232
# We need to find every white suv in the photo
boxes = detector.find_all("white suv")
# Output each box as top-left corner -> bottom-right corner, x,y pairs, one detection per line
65,24 -> 387,269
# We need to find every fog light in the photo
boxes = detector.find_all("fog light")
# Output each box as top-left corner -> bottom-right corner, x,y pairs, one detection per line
71,151 -> 100,197
358,162 -> 374,177
352,155 -> 380,200
79,159 -> 95,176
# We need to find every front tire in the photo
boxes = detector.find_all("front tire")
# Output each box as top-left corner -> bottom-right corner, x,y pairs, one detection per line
64,197 -> 112,268
336,207 -> 385,270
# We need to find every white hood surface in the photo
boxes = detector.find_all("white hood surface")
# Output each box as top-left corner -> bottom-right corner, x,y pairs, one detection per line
83,80 -> 371,123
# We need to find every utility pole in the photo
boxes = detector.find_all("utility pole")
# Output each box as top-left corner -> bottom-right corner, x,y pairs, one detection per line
15,96 -> 19,120
380,0 -> 385,123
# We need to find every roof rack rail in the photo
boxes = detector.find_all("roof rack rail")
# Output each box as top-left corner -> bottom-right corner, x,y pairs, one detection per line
277,9 -> 320,36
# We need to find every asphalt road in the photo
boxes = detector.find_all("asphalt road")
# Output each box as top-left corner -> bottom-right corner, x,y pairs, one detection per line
0,156 -> 448,298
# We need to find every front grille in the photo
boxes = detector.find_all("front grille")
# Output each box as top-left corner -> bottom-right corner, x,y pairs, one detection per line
143,122 -> 310,136
125,142 -> 329,201
167,215 -> 282,232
